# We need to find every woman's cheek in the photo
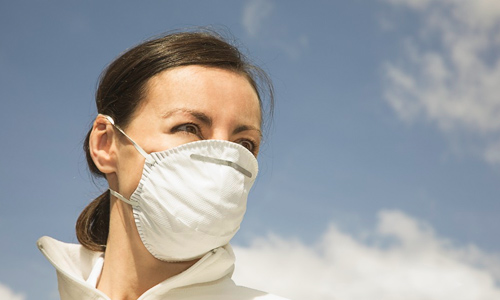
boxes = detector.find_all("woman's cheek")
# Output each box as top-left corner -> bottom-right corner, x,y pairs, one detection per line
147,133 -> 202,153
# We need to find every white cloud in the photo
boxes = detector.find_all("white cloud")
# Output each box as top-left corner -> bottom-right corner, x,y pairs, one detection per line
233,210 -> 500,300
0,283 -> 25,300
382,0 -> 500,164
242,0 -> 274,37
241,0 -> 308,60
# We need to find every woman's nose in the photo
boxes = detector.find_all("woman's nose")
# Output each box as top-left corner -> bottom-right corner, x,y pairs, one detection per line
209,129 -> 231,141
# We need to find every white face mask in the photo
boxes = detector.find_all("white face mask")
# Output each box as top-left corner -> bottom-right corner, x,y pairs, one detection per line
103,115 -> 258,261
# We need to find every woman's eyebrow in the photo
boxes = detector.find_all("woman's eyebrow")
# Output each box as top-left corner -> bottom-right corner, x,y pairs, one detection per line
233,125 -> 262,137
161,108 -> 212,127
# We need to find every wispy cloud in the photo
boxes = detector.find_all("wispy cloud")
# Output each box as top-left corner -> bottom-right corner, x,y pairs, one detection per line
0,283 -> 25,300
242,0 -> 274,37
241,0 -> 308,60
382,0 -> 500,164
233,210 -> 500,300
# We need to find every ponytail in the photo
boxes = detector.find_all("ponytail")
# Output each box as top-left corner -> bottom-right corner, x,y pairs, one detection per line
76,190 -> 110,252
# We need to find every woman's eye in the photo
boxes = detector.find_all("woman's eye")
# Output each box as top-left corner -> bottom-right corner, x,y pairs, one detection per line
174,123 -> 201,136
238,140 -> 255,152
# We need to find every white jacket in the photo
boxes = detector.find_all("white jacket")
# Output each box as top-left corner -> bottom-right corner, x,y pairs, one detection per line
37,236 -> 287,300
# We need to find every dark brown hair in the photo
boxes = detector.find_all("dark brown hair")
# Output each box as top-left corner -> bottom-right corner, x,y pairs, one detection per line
77,30 -> 274,251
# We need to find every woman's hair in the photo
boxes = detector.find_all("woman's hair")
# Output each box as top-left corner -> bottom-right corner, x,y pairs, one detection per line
77,30 -> 274,251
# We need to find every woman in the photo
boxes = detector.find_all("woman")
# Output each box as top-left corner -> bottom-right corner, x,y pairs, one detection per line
37,31 -> 287,300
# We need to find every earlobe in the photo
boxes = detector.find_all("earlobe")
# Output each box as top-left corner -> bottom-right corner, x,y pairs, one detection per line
89,115 -> 117,174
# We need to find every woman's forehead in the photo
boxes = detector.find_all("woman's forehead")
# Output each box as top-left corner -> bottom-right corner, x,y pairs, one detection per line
139,66 -> 262,126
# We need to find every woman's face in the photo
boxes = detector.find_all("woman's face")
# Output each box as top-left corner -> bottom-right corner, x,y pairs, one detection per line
113,65 -> 261,198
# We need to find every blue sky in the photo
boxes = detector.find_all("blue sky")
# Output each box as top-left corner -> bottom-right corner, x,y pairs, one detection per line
1,1 -> 500,299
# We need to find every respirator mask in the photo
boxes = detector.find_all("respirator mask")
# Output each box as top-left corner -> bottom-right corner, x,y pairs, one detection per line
103,115 -> 258,261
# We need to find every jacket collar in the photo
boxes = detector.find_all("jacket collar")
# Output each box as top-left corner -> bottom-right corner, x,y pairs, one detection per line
37,236 -> 236,300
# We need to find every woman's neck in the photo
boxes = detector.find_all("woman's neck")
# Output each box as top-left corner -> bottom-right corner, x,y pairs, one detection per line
97,200 -> 198,300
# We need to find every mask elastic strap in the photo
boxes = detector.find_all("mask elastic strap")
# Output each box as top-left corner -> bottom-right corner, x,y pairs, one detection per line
109,189 -> 139,206
100,114 -> 155,165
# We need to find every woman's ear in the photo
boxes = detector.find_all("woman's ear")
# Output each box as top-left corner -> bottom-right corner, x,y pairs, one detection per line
88,115 -> 118,174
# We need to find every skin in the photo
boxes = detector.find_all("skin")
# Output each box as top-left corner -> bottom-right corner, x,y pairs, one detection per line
88,65 -> 261,300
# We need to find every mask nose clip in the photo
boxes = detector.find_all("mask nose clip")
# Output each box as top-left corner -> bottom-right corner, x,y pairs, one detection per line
190,153 -> 253,178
